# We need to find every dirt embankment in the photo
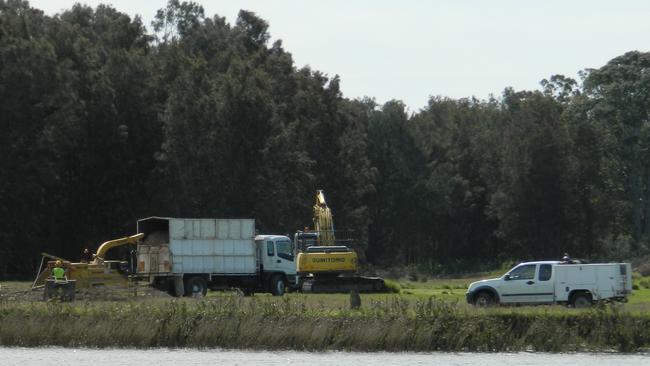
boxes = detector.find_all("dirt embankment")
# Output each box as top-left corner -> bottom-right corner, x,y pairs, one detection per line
0,282 -> 172,302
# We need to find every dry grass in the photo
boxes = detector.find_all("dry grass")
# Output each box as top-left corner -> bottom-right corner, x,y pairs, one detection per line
1,294 -> 650,352
3,273 -> 650,352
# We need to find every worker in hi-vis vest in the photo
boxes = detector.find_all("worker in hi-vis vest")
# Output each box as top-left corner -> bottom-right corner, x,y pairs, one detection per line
52,260 -> 66,281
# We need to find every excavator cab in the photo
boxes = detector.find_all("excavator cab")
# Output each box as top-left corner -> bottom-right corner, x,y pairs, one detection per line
294,231 -> 318,252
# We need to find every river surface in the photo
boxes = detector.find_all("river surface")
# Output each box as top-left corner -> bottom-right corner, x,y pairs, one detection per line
0,348 -> 648,365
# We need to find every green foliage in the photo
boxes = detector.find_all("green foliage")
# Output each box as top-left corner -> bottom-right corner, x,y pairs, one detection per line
1,0 -> 649,279
382,279 -> 401,293
581,52 -> 650,248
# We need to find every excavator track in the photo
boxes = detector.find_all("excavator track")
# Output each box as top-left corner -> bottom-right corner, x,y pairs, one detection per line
300,276 -> 385,293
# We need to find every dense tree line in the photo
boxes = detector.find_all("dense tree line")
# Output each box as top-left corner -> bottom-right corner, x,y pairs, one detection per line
1,0 -> 649,278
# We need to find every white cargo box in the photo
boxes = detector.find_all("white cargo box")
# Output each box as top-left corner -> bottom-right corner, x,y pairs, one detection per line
554,263 -> 632,301
137,217 -> 256,275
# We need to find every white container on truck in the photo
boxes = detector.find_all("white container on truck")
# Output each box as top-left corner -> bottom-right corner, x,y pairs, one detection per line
136,217 -> 296,296
466,261 -> 632,307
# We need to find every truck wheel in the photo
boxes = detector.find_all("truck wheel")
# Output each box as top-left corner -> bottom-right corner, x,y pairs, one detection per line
571,293 -> 592,308
185,277 -> 208,297
159,279 -> 178,297
474,292 -> 495,307
270,275 -> 286,296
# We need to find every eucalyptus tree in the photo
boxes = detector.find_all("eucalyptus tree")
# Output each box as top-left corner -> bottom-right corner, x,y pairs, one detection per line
579,51 -> 650,254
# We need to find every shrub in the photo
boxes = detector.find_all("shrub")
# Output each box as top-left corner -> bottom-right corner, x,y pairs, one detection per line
383,279 -> 401,293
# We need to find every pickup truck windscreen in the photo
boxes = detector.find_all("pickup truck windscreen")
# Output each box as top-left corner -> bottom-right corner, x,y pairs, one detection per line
508,264 -> 535,280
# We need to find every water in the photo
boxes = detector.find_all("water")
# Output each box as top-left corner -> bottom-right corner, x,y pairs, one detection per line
0,348 -> 648,365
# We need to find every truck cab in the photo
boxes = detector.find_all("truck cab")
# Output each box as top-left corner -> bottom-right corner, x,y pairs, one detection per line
255,235 -> 297,293
466,261 -> 559,306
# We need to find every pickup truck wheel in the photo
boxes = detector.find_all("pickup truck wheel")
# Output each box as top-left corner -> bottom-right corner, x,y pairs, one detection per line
270,275 -> 286,296
185,277 -> 208,297
474,292 -> 495,307
572,293 -> 592,308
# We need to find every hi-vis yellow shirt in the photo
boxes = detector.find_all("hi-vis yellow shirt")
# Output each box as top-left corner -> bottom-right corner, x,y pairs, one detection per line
52,267 -> 65,280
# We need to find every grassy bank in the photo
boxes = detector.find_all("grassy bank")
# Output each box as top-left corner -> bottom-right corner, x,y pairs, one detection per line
1,295 -> 650,352
3,274 -> 650,352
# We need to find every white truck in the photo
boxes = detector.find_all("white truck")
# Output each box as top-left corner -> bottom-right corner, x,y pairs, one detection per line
466,261 -> 633,307
135,217 -> 297,296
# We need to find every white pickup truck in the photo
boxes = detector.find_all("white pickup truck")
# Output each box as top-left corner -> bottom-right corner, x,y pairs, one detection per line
466,261 -> 633,307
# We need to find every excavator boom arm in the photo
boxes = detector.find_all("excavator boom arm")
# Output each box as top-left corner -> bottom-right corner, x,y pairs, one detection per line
313,190 -> 335,246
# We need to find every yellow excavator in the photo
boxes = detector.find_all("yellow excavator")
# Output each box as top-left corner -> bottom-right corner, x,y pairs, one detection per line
36,233 -> 143,289
295,190 -> 384,292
